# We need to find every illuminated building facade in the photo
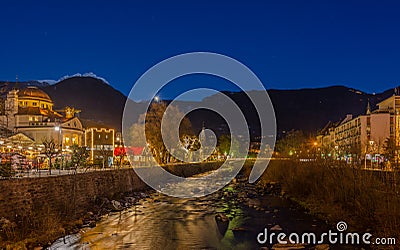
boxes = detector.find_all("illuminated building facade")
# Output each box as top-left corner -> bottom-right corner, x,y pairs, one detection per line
317,95 -> 400,162
84,127 -> 115,162
0,87 -> 84,148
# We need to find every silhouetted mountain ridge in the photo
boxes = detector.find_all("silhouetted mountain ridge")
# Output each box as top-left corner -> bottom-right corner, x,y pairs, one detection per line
43,77 -> 135,130
187,85 -> 397,137
2,76 -> 397,137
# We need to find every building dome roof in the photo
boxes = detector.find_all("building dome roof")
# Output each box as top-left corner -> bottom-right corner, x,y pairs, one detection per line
18,86 -> 52,102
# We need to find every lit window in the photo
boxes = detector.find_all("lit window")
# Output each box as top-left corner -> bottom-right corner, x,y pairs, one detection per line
28,116 -> 33,121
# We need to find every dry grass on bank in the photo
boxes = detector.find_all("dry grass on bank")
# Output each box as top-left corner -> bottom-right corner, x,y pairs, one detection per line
0,205 -> 81,249
255,160 -> 400,243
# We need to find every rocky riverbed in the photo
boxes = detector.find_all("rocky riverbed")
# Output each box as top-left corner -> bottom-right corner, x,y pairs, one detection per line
49,173 -> 357,249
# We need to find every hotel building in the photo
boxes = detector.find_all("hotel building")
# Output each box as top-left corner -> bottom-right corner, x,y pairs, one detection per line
317,95 -> 400,161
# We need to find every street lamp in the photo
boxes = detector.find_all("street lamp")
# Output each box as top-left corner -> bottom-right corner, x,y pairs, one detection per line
55,124 -> 61,149
334,145 -> 339,160
55,123 -> 63,171
313,142 -> 318,159
365,140 -> 375,169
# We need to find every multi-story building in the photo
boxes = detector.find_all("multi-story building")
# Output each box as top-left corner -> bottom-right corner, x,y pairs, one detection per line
317,95 -> 400,162
0,87 -> 84,148
84,127 -> 115,163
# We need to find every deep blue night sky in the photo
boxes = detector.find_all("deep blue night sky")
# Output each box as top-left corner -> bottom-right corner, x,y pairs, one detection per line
1,0 -> 400,100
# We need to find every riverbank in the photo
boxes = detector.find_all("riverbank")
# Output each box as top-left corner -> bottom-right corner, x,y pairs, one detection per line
49,163 -> 331,250
0,162 -> 222,249
3,160 -> 398,249
250,160 -> 400,249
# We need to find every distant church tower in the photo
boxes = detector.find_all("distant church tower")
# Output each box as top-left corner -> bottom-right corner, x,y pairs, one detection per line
366,100 -> 371,115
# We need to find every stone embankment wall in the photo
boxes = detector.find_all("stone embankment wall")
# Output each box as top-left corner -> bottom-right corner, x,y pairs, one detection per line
0,162 -> 221,221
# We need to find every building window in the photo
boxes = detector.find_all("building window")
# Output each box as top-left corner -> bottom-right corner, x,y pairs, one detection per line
32,102 -> 37,106
28,116 -> 33,121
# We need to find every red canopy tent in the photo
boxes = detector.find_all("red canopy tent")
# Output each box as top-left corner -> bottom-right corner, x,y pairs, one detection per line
114,146 -> 144,156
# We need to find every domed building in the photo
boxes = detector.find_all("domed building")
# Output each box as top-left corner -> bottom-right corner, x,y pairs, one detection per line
0,86 -> 84,148
17,87 -> 54,110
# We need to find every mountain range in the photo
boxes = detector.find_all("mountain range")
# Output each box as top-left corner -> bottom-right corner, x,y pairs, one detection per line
0,77 -> 397,138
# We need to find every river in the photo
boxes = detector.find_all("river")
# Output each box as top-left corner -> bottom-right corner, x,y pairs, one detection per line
49,171 -> 339,250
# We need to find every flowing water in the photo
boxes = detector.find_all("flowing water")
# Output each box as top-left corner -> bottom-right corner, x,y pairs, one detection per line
49,172 -> 337,250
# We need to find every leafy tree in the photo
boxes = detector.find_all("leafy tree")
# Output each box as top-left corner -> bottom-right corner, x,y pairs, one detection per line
70,144 -> 89,172
275,130 -> 309,158
217,135 -> 240,157
384,137 -> 399,169
126,123 -> 146,147
128,102 -> 194,164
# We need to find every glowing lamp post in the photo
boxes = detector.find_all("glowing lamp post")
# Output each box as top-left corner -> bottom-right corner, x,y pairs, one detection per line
313,142 -> 318,159
369,140 -> 375,169
55,123 -> 62,171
